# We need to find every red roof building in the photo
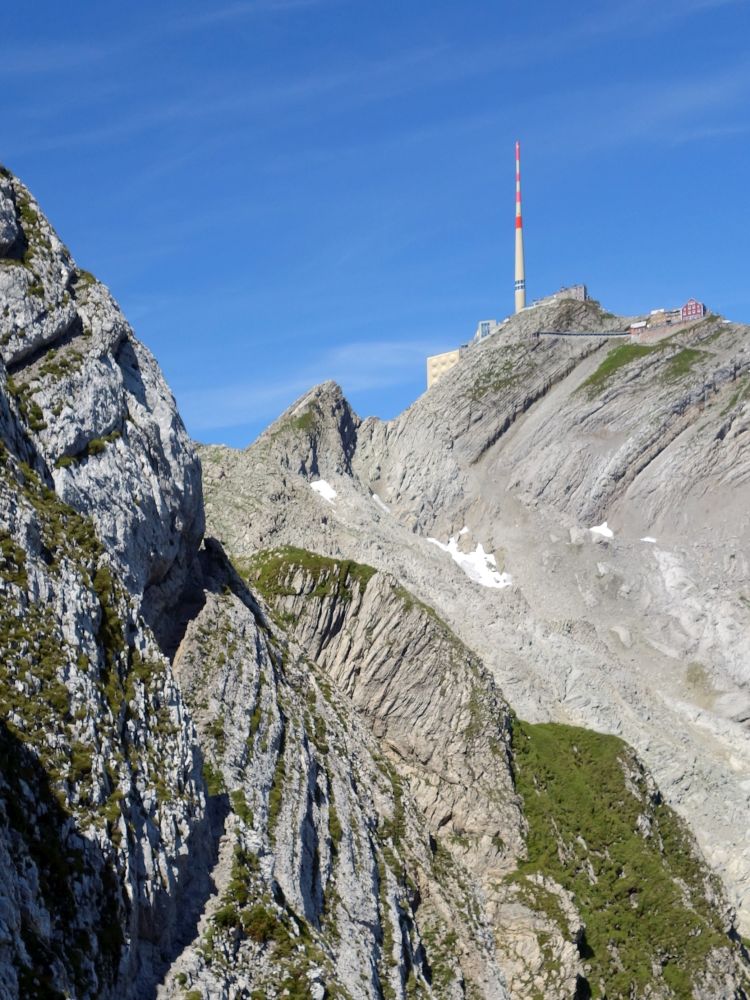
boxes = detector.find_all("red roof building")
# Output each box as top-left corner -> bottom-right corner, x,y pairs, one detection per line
681,298 -> 706,320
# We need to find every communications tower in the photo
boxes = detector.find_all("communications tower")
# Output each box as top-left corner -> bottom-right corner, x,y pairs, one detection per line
514,140 -> 526,313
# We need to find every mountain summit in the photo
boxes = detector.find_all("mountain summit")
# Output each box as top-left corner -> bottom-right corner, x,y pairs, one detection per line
1,165 -> 749,998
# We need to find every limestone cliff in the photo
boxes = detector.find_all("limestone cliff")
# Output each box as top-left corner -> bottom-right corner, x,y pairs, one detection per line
0,166 -> 210,997
157,544 -> 511,999
0,167 -> 203,632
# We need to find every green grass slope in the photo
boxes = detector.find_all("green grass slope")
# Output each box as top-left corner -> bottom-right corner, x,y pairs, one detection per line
509,720 -> 745,998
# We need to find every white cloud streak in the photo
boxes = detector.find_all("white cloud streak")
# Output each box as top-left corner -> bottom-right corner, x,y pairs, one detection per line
0,40 -> 117,77
179,0 -> 338,27
178,338 -> 433,432
533,63 -> 750,155
4,0 -> 745,159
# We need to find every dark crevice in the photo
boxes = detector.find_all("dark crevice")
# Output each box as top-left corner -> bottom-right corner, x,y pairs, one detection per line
6,314 -> 84,376
115,337 -> 148,407
144,783 -> 229,1000
0,720 -> 123,997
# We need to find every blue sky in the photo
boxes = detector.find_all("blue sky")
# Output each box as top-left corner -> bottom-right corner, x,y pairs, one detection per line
2,1 -> 749,445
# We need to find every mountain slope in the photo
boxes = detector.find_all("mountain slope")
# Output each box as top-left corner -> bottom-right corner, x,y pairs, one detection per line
236,545 -> 748,998
158,544 -> 513,999
200,301 -> 750,953
1,162 -> 748,999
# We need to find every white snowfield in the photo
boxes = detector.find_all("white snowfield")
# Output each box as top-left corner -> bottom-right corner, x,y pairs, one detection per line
371,493 -> 390,514
641,536 -> 657,543
310,479 -> 337,503
428,536 -> 513,589
590,521 -> 614,539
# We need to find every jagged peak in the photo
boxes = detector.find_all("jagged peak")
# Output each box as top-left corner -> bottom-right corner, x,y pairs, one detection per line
268,379 -> 355,429
253,379 -> 360,478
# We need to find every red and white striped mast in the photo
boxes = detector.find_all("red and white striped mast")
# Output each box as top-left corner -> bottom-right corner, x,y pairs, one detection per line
514,140 -> 526,313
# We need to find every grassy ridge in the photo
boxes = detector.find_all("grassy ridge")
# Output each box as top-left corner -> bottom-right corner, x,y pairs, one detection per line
578,343 -> 660,395
510,720 -> 732,998
579,340 -> 710,397
243,546 -> 377,602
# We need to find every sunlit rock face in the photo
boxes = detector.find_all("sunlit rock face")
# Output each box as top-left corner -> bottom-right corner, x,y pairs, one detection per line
200,298 -> 750,952
0,168 -> 204,632
0,165 -> 210,999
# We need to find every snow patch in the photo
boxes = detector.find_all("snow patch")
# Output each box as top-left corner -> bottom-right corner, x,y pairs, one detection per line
310,479 -> 337,503
459,526 -> 469,535
371,493 -> 389,514
427,536 -> 513,589
641,536 -> 657,544
590,521 -> 614,539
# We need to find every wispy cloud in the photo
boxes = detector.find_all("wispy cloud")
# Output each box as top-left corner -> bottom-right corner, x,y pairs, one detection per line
0,40 -> 117,77
4,40 -> 452,160
525,61 -> 750,156
178,338 -> 432,432
9,0 -> 740,161
668,122 -> 750,145
180,0 -> 338,28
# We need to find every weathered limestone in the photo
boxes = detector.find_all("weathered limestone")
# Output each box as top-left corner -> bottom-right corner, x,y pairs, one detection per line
200,304 -> 750,940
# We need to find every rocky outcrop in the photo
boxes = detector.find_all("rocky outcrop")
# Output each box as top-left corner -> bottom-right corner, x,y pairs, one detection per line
0,169 -> 203,630
247,550 -> 523,870
159,544 -> 511,999
0,171 -> 20,256
255,379 -> 361,478
0,165 -> 212,998
355,304 -> 617,535
0,380 -> 211,997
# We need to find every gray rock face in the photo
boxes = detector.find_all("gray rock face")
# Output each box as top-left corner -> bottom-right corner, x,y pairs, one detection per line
0,382 -> 211,998
242,551 -> 593,997
0,173 -> 19,255
258,558 -> 524,874
0,170 -> 203,628
157,547 -> 511,999
199,301 -> 750,958
0,165 -> 210,998
350,305 -> 750,932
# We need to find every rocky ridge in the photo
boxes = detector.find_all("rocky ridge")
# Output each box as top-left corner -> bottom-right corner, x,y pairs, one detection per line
157,544 -> 513,999
200,300 -> 750,986
0,162 -> 520,1000
0,167 -> 203,630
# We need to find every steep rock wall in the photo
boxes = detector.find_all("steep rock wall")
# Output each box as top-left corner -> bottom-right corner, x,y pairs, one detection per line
198,306 -> 750,937
161,545 -> 511,999
0,165 -> 210,998
0,167 -> 203,629
0,386 -> 210,998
